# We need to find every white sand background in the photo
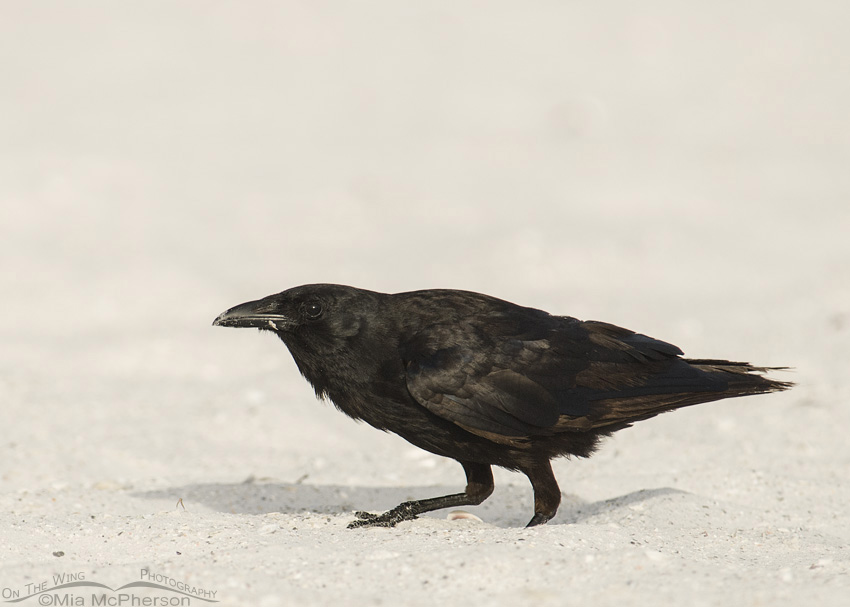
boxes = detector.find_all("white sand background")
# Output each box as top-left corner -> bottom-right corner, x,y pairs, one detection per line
2,2 -> 849,605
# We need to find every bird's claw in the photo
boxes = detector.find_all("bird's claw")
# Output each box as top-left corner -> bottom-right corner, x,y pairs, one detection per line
353,511 -> 379,521
347,504 -> 420,528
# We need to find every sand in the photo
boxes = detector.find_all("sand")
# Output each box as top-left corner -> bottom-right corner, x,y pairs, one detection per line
1,2 -> 848,605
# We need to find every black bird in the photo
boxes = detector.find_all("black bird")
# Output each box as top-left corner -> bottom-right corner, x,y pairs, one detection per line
213,284 -> 791,527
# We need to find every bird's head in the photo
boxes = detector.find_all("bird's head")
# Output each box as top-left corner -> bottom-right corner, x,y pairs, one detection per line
213,284 -> 394,397
213,283 -> 385,354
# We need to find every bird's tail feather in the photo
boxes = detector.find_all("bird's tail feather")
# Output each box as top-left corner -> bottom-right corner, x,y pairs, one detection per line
566,361 -> 793,432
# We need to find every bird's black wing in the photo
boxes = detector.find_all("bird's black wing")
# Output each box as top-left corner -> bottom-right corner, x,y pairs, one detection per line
402,314 -> 731,440
403,321 -> 562,438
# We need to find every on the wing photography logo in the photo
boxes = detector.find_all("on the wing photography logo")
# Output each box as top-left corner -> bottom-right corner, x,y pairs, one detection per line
2,569 -> 218,606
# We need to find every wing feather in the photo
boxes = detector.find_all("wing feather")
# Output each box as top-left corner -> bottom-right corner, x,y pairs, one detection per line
401,314 -> 729,441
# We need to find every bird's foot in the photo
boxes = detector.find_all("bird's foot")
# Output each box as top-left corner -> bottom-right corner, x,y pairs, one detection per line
352,511 -> 380,522
347,502 -> 420,528
525,512 -> 553,527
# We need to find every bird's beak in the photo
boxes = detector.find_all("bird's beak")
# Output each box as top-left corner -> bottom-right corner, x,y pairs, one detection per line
212,297 -> 293,331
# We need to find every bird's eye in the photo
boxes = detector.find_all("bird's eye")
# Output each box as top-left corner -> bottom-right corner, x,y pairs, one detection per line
303,301 -> 323,319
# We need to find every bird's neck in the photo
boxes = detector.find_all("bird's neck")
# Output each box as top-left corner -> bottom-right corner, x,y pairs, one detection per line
280,330 -> 407,423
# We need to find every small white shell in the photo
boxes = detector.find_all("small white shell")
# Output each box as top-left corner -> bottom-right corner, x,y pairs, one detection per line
447,510 -> 483,522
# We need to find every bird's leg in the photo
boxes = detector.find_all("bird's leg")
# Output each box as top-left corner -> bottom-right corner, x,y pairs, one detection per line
522,460 -> 561,527
348,461 -> 494,528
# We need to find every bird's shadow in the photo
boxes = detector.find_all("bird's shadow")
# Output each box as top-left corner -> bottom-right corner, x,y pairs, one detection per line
133,480 -> 689,528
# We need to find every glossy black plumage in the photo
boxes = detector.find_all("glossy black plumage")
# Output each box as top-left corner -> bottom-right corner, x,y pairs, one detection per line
213,284 -> 792,527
